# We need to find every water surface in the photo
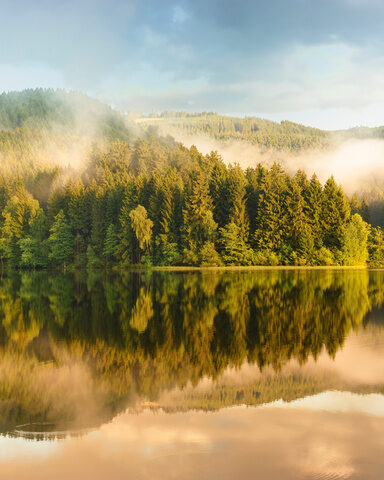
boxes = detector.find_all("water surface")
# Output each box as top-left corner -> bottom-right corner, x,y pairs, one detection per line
0,269 -> 383,479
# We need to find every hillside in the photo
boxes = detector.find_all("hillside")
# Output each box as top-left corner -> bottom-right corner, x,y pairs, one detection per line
0,88 -> 136,140
0,89 -> 382,270
136,111 -> 384,152
0,89 -> 140,176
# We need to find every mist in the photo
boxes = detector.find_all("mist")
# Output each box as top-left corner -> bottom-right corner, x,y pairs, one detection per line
162,127 -> 384,195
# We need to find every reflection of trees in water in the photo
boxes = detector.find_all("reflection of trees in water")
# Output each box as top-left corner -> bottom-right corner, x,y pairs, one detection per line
0,269 -> 383,434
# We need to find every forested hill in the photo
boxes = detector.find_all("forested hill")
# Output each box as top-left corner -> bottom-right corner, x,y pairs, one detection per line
0,89 -> 140,177
136,111 -> 384,151
0,89 -> 135,140
0,88 -> 383,270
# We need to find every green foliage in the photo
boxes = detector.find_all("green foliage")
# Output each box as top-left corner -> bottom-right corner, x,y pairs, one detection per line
129,205 -> 153,252
87,245 -> 102,269
369,227 -> 384,268
321,177 -> 350,251
48,210 -> 74,267
182,170 -> 218,263
220,222 -> 253,265
139,112 -> 329,151
0,89 -> 380,269
313,246 -> 334,266
103,224 -> 119,262
341,214 -> 370,266
200,241 -> 222,266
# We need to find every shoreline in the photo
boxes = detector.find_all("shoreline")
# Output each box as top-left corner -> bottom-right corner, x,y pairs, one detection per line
122,264 -> 373,272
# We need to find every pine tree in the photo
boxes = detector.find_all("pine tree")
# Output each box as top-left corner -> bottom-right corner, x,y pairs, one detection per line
245,164 -> 266,241
210,159 -> 230,229
182,169 -> 218,263
350,194 -> 362,215
254,163 -> 288,251
130,139 -> 153,176
48,210 -> 74,268
286,177 -> 306,250
227,165 -> 249,241
368,227 -> 384,267
155,172 -> 183,265
304,174 -> 323,244
321,176 -> 350,252
219,222 -> 253,265
103,224 -> 119,262
361,197 -> 371,224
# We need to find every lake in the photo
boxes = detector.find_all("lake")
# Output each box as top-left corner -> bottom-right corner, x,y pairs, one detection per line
0,269 -> 383,479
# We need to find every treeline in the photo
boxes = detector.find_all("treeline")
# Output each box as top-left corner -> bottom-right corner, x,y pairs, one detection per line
0,134 -> 382,269
139,111 -> 384,150
140,113 -> 329,151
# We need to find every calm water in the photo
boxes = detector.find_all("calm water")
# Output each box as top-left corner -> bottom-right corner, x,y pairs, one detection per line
0,269 -> 384,479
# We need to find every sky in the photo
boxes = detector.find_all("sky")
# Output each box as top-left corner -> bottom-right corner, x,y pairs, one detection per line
0,0 -> 384,129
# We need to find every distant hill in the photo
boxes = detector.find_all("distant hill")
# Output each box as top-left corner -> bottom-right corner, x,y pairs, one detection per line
0,88 -> 136,141
0,89 -> 142,176
136,110 -> 384,152
2,90 -> 383,158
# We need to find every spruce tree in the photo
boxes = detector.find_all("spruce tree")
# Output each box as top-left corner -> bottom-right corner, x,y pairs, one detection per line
182,169 -> 218,263
304,174 -> 323,244
48,210 -> 74,268
368,227 -> 384,267
103,224 -> 119,262
321,176 -> 350,252
286,177 -> 306,250
254,163 -> 288,251
245,164 -> 266,242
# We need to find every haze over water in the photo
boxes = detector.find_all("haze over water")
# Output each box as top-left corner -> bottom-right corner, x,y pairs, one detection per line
0,269 -> 383,479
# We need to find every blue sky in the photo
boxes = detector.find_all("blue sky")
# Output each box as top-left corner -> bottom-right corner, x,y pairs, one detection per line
0,0 -> 384,129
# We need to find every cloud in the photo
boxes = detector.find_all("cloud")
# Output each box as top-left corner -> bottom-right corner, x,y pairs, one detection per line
1,0 -> 384,127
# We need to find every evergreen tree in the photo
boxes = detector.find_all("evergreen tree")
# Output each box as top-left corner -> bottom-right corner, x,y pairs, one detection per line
245,164 -> 266,242
368,227 -> 384,267
210,158 -> 230,229
103,224 -> 119,262
304,174 -> 323,244
321,176 -> 350,252
48,210 -> 74,268
255,163 -> 288,251
183,169 -> 218,263
220,222 -> 253,265
227,165 -> 249,241
286,177 -> 306,250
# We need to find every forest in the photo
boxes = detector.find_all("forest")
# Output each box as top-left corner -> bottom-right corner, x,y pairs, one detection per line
0,89 -> 383,269
138,110 -> 384,151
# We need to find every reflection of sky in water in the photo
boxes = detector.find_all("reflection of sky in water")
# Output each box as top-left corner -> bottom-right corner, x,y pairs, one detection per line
0,394 -> 383,479
265,391 -> 384,416
0,436 -> 58,461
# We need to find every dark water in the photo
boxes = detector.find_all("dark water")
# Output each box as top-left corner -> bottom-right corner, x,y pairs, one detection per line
0,269 -> 384,479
